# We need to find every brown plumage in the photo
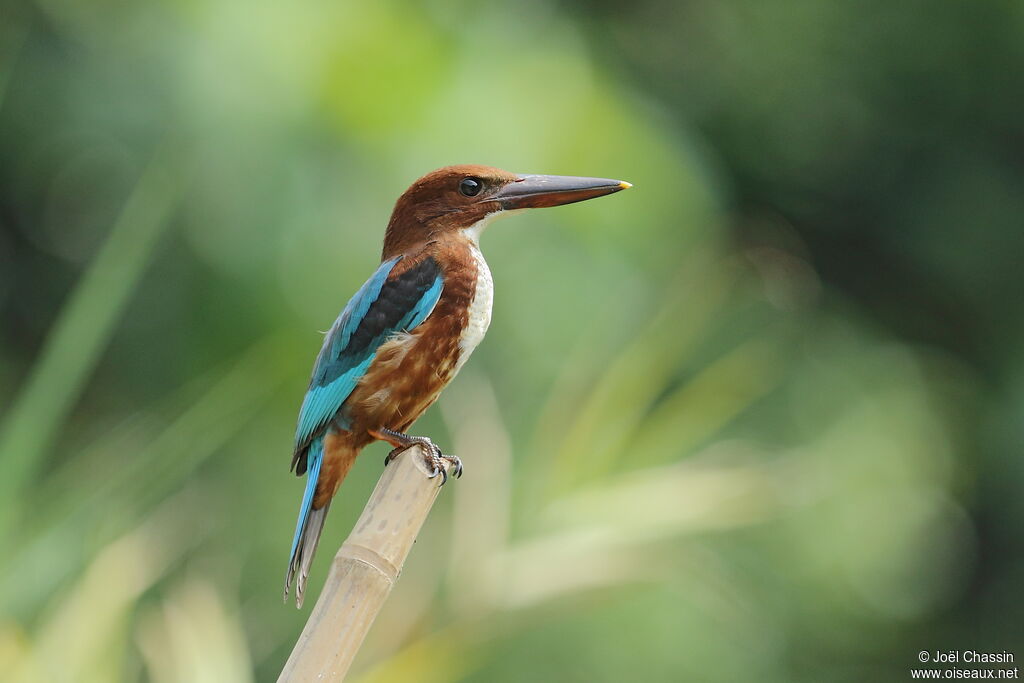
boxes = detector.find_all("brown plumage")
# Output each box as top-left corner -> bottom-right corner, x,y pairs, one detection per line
311,242 -> 477,509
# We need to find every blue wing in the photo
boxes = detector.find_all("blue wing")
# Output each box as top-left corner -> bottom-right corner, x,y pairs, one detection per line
285,254 -> 443,603
291,255 -> 444,470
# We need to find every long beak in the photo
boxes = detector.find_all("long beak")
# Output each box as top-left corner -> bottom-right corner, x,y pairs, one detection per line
491,174 -> 632,210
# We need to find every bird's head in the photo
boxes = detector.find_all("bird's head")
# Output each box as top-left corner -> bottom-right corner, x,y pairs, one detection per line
382,164 -> 631,259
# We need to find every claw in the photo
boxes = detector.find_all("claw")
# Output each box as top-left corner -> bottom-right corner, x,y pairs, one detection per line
442,454 -> 463,479
384,447 -> 402,467
371,426 -> 462,486
425,448 -> 450,486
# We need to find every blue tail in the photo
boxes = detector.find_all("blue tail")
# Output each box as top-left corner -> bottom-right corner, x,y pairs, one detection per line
284,434 -> 330,607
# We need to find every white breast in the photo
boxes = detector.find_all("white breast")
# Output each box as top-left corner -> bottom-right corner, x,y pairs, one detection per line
454,211 -> 520,370
457,241 -> 493,370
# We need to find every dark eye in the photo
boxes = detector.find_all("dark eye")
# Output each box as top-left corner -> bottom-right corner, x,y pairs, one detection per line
459,177 -> 483,197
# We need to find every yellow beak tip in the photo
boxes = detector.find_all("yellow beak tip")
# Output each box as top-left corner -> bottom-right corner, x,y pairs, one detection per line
618,181 -> 633,190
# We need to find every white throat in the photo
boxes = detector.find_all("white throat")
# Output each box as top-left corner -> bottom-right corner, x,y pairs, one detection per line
454,212 -> 521,369
459,209 -> 525,246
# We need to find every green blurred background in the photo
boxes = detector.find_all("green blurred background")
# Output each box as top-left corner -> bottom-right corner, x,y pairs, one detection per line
2,1 -> 1022,681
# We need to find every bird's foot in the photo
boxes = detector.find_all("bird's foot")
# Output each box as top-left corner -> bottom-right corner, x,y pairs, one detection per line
372,427 -> 463,485
437,453 -> 463,480
383,446 -> 404,467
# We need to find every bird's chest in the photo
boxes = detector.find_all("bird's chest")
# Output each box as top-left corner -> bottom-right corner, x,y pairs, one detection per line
345,244 -> 490,431
457,244 -> 493,369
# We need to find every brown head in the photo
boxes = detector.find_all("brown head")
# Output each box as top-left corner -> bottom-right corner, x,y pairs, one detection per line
382,164 -> 631,259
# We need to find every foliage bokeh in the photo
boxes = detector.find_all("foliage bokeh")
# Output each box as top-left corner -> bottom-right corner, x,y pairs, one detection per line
1,1 -> 1021,681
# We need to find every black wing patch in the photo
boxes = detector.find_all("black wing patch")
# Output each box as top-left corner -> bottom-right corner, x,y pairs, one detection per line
316,256 -> 443,386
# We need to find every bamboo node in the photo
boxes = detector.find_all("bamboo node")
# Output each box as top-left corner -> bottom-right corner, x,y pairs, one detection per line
337,542 -> 401,583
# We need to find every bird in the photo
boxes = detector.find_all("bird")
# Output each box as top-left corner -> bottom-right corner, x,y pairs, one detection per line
284,164 -> 631,606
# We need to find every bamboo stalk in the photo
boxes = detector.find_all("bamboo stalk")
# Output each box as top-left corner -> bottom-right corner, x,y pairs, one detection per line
278,445 -> 451,682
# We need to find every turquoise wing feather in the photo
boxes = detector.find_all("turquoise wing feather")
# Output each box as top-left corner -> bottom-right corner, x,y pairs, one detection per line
291,255 -> 444,469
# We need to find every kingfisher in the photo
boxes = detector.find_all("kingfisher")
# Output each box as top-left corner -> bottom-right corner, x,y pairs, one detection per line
284,165 -> 630,606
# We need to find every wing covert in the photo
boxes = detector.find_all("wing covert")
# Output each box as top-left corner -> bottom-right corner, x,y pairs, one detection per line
292,256 -> 443,466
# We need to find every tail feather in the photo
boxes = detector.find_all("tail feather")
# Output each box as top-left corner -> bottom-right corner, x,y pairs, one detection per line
290,503 -> 330,608
284,434 -> 330,608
